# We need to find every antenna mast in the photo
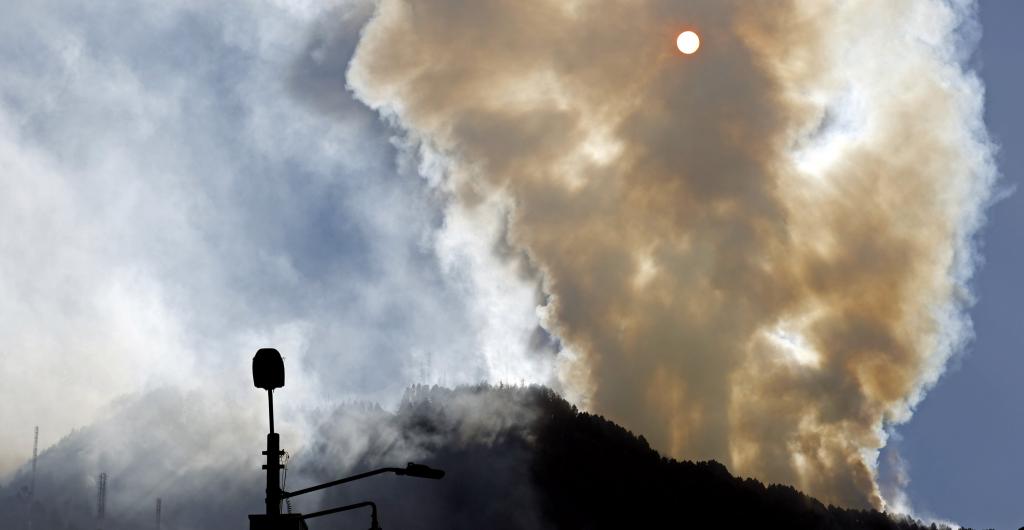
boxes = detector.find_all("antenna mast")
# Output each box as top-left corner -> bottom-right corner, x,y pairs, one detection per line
96,472 -> 107,530
27,427 -> 39,530
30,426 -> 38,500
155,497 -> 162,530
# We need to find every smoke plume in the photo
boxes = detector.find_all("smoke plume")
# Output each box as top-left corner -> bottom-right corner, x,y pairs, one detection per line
348,0 -> 996,508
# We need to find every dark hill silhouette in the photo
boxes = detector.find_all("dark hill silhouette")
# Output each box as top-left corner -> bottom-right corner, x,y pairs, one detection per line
1,384 -> 972,529
395,386 -> 962,530
523,386 -> 949,530
304,384 -> 965,530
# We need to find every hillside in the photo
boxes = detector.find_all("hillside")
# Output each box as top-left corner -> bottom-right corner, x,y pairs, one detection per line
1,385 -> 966,529
390,385 -> 959,530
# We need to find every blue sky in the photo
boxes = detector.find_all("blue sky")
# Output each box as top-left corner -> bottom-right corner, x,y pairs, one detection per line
891,2 -> 1024,528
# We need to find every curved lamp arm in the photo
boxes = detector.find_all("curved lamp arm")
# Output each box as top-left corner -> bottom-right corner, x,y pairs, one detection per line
281,462 -> 445,499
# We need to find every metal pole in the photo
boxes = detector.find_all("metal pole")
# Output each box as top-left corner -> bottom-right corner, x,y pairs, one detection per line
28,426 -> 38,530
268,390 -> 275,434
30,427 -> 38,500
264,390 -> 280,515
96,473 -> 107,530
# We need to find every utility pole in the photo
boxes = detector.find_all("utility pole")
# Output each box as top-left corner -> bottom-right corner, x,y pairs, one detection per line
155,498 -> 162,530
96,473 -> 107,530
27,426 -> 38,530
30,426 -> 38,500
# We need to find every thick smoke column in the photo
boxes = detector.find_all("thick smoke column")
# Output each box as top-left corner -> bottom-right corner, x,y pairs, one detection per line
349,0 -> 995,508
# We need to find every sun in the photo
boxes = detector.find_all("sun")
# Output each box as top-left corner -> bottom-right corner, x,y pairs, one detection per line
676,30 -> 700,55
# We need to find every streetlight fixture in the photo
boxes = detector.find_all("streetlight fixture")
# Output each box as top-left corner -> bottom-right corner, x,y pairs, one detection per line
248,348 -> 446,530
252,348 -> 285,519
281,462 -> 445,500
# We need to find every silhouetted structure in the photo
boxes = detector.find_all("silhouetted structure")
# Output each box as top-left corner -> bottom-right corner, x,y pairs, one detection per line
252,348 -> 284,519
30,427 -> 37,503
96,472 -> 106,530
155,498 -> 161,530
27,426 -> 37,530
249,348 -> 445,530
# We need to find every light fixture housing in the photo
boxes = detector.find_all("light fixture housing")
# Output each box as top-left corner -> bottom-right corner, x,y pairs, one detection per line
398,462 -> 446,480
253,348 -> 285,390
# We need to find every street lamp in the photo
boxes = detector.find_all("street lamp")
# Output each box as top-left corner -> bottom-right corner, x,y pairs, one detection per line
248,348 -> 446,530
252,348 -> 285,518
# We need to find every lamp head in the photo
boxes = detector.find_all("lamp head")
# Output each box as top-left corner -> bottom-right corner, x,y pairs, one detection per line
252,348 -> 285,390
398,462 -> 445,480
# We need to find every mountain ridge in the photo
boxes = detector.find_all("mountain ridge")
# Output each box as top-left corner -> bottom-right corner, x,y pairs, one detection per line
1,384 -> 969,529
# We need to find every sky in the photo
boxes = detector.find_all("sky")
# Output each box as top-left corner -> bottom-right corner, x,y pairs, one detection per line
0,0 -> 1021,528
887,2 -> 1024,528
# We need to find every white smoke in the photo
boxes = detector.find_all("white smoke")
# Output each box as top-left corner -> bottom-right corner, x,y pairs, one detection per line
0,0 -> 495,479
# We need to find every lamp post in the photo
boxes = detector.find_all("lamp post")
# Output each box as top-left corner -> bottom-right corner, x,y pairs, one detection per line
252,348 -> 285,517
249,348 -> 446,530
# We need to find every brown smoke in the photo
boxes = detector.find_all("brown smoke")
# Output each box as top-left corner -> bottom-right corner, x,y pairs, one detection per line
348,0 -> 994,508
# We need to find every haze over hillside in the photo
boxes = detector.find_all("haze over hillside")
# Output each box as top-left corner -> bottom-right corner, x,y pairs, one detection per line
1,385 -> 968,530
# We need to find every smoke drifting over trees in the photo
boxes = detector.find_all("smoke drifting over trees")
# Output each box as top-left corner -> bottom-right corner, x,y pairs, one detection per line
1,385 -> 968,530
0,0 -> 1001,525
349,0 -> 996,508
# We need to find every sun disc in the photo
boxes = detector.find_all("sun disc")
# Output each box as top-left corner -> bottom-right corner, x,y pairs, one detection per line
677,30 -> 700,54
